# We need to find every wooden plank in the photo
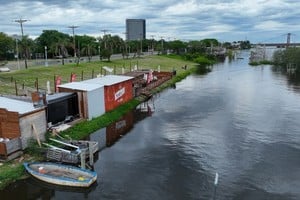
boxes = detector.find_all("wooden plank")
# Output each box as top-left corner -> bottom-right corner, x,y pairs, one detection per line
0,151 -> 23,162
31,123 -> 41,147
42,143 -> 71,153
7,112 -> 19,122
0,109 -> 8,122
49,138 -> 79,149
1,122 -> 21,138
0,142 -> 7,155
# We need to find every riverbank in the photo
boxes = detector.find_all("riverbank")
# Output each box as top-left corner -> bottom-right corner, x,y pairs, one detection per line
0,55 -> 197,190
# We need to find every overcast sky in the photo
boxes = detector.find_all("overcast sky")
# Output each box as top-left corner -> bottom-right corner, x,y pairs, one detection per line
1,0 -> 300,43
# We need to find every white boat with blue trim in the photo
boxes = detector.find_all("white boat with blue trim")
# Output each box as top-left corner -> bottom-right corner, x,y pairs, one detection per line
23,162 -> 97,187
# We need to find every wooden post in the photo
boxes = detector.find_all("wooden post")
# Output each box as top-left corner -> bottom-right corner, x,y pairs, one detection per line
114,65 -> 116,75
130,61 -> 132,71
81,70 -> 84,81
92,69 -> 94,78
15,80 -> 18,96
80,148 -> 86,169
32,123 -> 41,147
89,142 -> 94,166
53,75 -> 56,92
35,78 -> 39,92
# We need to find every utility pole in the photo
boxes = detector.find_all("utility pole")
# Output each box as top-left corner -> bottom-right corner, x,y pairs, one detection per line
14,18 -> 29,69
286,33 -> 291,48
150,35 -> 155,52
140,33 -> 143,54
101,29 -> 110,49
123,32 -> 128,57
161,36 -> 164,54
68,25 -> 79,57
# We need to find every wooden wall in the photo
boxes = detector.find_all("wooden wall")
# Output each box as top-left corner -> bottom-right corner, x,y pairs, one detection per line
0,108 -> 20,139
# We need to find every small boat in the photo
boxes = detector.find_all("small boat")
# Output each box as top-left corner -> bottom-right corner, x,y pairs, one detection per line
23,162 -> 97,187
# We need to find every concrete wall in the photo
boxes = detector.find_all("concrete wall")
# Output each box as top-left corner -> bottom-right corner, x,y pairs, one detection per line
19,109 -> 47,149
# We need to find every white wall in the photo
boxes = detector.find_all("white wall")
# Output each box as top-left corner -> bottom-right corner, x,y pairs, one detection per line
87,87 -> 105,120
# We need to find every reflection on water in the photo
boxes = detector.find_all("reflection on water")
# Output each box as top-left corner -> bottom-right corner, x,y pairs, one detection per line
91,101 -> 155,150
1,177 -> 97,199
271,67 -> 300,93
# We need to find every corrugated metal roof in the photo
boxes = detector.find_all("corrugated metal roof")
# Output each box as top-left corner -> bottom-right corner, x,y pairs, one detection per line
0,96 -> 39,114
82,75 -> 133,86
58,82 -> 103,91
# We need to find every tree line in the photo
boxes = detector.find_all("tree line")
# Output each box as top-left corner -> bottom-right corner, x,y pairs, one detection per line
0,30 -> 251,66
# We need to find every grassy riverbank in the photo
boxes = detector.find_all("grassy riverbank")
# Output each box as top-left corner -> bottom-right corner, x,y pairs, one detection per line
0,55 -> 197,190
0,55 -> 193,95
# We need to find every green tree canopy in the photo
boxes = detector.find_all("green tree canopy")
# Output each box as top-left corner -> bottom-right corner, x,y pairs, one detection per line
35,30 -> 71,58
0,32 -> 14,60
273,47 -> 300,72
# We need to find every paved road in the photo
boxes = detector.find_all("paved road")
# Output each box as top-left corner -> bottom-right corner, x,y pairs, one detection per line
1,52 -> 157,71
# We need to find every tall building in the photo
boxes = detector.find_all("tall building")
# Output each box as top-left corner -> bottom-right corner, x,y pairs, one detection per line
126,19 -> 146,41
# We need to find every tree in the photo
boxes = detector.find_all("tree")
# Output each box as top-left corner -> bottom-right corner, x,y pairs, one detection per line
77,35 -> 98,60
273,47 -> 300,72
0,32 -> 14,61
168,40 -> 187,54
35,30 -> 71,58
239,40 -> 251,49
187,40 -> 206,54
200,38 -> 219,47
19,35 -> 35,60
100,34 -> 114,61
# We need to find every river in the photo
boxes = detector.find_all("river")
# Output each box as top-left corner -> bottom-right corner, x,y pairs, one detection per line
1,50 -> 300,200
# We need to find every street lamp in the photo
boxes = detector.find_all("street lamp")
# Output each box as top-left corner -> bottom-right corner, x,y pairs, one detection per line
140,35 -> 143,54
14,18 -> 29,69
68,25 -> 79,58
44,46 -> 48,67
13,36 -> 20,70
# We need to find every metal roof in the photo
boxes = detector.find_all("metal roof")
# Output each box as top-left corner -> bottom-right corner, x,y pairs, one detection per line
58,82 -> 103,91
82,75 -> 133,86
46,92 -> 77,104
0,96 -> 39,114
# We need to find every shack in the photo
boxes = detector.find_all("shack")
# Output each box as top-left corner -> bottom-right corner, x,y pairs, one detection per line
58,82 -> 105,120
82,75 -> 134,112
0,96 -> 46,160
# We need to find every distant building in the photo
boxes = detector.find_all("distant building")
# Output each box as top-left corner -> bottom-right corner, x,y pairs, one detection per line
126,19 -> 146,41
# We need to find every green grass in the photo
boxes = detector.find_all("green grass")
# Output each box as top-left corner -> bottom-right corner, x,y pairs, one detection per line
0,56 -> 194,95
0,162 -> 26,190
60,99 -> 140,140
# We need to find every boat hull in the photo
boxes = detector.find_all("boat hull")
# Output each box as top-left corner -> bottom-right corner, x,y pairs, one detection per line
23,162 -> 97,187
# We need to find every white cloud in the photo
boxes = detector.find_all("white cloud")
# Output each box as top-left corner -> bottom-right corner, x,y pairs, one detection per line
1,0 -> 300,42
254,20 -> 285,31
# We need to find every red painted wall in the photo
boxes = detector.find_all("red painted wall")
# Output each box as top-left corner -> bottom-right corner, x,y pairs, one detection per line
104,79 -> 133,112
